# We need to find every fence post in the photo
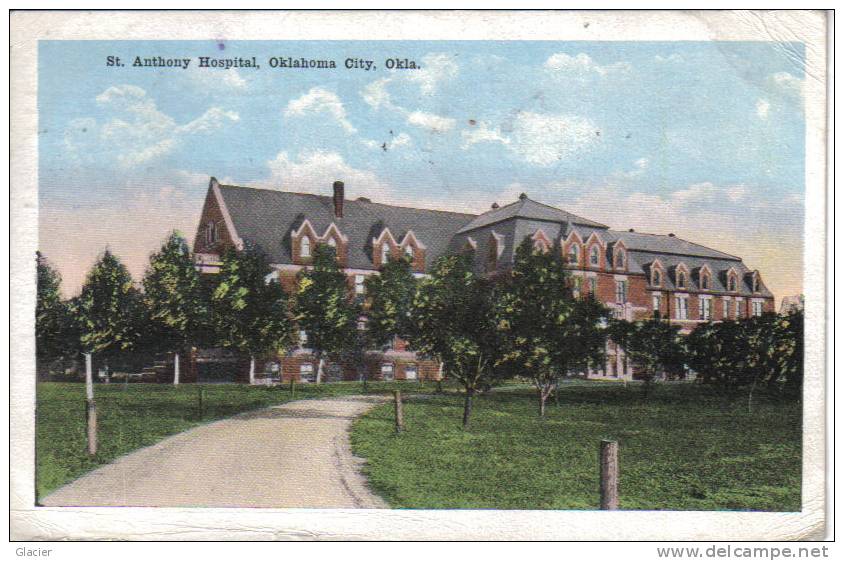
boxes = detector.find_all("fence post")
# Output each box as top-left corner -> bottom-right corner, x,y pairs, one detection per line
600,440 -> 619,510
86,399 -> 97,456
394,390 -> 404,434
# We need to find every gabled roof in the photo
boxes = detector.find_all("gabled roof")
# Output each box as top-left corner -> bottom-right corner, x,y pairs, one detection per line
456,195 -> 607,234
216,184 -> 475,272
603,230 -> 741,261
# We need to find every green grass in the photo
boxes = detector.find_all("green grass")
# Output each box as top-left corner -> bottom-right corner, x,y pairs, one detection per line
351,382 -> 802,511
35,380 -> 442,502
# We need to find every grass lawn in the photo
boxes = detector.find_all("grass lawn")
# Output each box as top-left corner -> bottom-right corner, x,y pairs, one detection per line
351,381 -> 802,511
35,380 -> 441,502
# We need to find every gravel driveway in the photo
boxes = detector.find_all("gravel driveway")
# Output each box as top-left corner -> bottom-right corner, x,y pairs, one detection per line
40,395 -> 390,508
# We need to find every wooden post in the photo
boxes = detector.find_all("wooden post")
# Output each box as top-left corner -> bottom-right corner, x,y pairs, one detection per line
393,390 -> 404,434
85,353 -> 94,401
198,386 -> 205,420
600,440 -> 619,510
86,399 -> 97,456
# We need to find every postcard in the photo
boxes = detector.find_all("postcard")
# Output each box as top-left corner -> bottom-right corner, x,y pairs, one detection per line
10,10 -> 829,541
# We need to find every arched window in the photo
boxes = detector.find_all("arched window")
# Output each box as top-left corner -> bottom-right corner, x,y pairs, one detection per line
567,244 -> 580,264
701,273 -> 709,290
589,245 -> 600,267
381,242 -> 390,264
615,248 -> 625,269
404,244 -> 414,259
300,236 -> 311,258
652,269 -> 661,286
753,276 -> 760,292
326,236 -> 337,248
728,275 -> 737,292
677,271 -> 686,289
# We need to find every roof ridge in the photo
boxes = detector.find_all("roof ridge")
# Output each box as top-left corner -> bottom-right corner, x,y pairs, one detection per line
526,197 -> 608,228
218,183 -> 478,218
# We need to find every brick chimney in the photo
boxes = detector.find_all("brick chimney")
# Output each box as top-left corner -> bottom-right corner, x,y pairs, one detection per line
333,180 -> 345,218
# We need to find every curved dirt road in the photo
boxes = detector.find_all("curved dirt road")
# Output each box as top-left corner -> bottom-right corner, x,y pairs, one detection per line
41,395 -> 389,508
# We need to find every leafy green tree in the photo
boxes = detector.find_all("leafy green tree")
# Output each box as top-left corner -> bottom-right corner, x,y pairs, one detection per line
292,244 -> 359,383
624,318 -> 685,397
35,252 -> 77,377
497,239 -> 607,416
364,256 -> 417,348
143,232 -> 210,384
408,254 -> 505,427
212,244 -> 295,384
777,310 -> 804,397
75,249 -> 145,378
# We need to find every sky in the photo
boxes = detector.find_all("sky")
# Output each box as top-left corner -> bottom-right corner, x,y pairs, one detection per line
38,40 -> 806,303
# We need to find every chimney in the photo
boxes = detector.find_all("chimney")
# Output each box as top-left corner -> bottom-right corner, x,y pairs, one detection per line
491,202 -> 499,209
668,233 -> 675,237
333,180 -> 345,218
628,228 -> 635,232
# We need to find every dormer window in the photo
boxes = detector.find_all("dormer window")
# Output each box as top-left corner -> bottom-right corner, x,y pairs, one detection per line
728,275 -> 737,292
381,242 -> 391,265
404,244 -> 414,259
752,274 -> 760,293
614,248 -> 626,269
567,244 -> 580,265
652,269 -> 661,287
701,273 -> 709,290
300,236 -> 311,258
589,246 -> 600,267
205,221 -> 218,245
677,271 -> 686,289
327,236 -> 337,248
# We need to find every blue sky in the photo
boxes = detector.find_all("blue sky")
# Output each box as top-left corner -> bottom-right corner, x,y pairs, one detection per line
38,40 -> 806,301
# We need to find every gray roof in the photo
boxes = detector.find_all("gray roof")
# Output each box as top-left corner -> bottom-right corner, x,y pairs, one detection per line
603,230 -> 741,261
217,184 -> 476,272
457,196 -> 607,234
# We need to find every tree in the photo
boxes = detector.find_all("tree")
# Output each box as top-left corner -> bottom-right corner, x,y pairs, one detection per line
497,239 -> 608,417
292,244 -> 359,383
624,318 -> 685,397
606,318 -> 635,384
212,244 -> 295,384
408,254 -> 505,427
143,232 -> 210,385
75,249 -> 145,377
364,256 -> 417,349
35,251 -> 77,377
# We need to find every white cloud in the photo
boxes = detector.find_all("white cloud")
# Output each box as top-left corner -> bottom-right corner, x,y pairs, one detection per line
756,98 -> 771,119
261,150 -> 392,200
769,71 -> 804,98
406,110 -> 456,133
461,121 -> 511,149
284,87 -> 357,134
361,78 -> 393,110
544,52 -> 631,78
405,53 -> 459,95
184,65 -> 248,91
86,85 -> 239,167
508,111 -> 598,166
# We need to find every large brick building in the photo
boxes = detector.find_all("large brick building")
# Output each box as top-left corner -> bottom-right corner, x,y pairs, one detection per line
192,177 -> 775,383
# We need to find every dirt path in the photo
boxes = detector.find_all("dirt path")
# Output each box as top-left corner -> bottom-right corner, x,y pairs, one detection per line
41,395 -> 390,508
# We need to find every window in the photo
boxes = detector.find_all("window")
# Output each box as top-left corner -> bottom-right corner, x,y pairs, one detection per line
675,296 -> 688,320
676,271 -> 686,289
299,363 -> 315,383
357,320 -> 367,331
722,298 -> 731,319
298,330 -> 308,346
728,275 -> 737,292
404,244 -> 414,259
381,242 -> 390,264
404,363 -> 418,380
652,293 -> 661,312
753,276 -> 760,293
615,248 -> 625,269
355,274 -> 365,295
381,363 -> 394,381
300,236 -> 311,258
567,244 -> 580,265
327,236 -> 337,248
736,298 -> 745,318
652,269 -> 661,287
589,245 -> 600,267
588,277 -> 597,294
205,222 -> 218,245
572,277 -> 583,298
700,298 -> 712,320
700,273 -> 709,290
751,301 -> 763,317
615,280 -> 628,303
